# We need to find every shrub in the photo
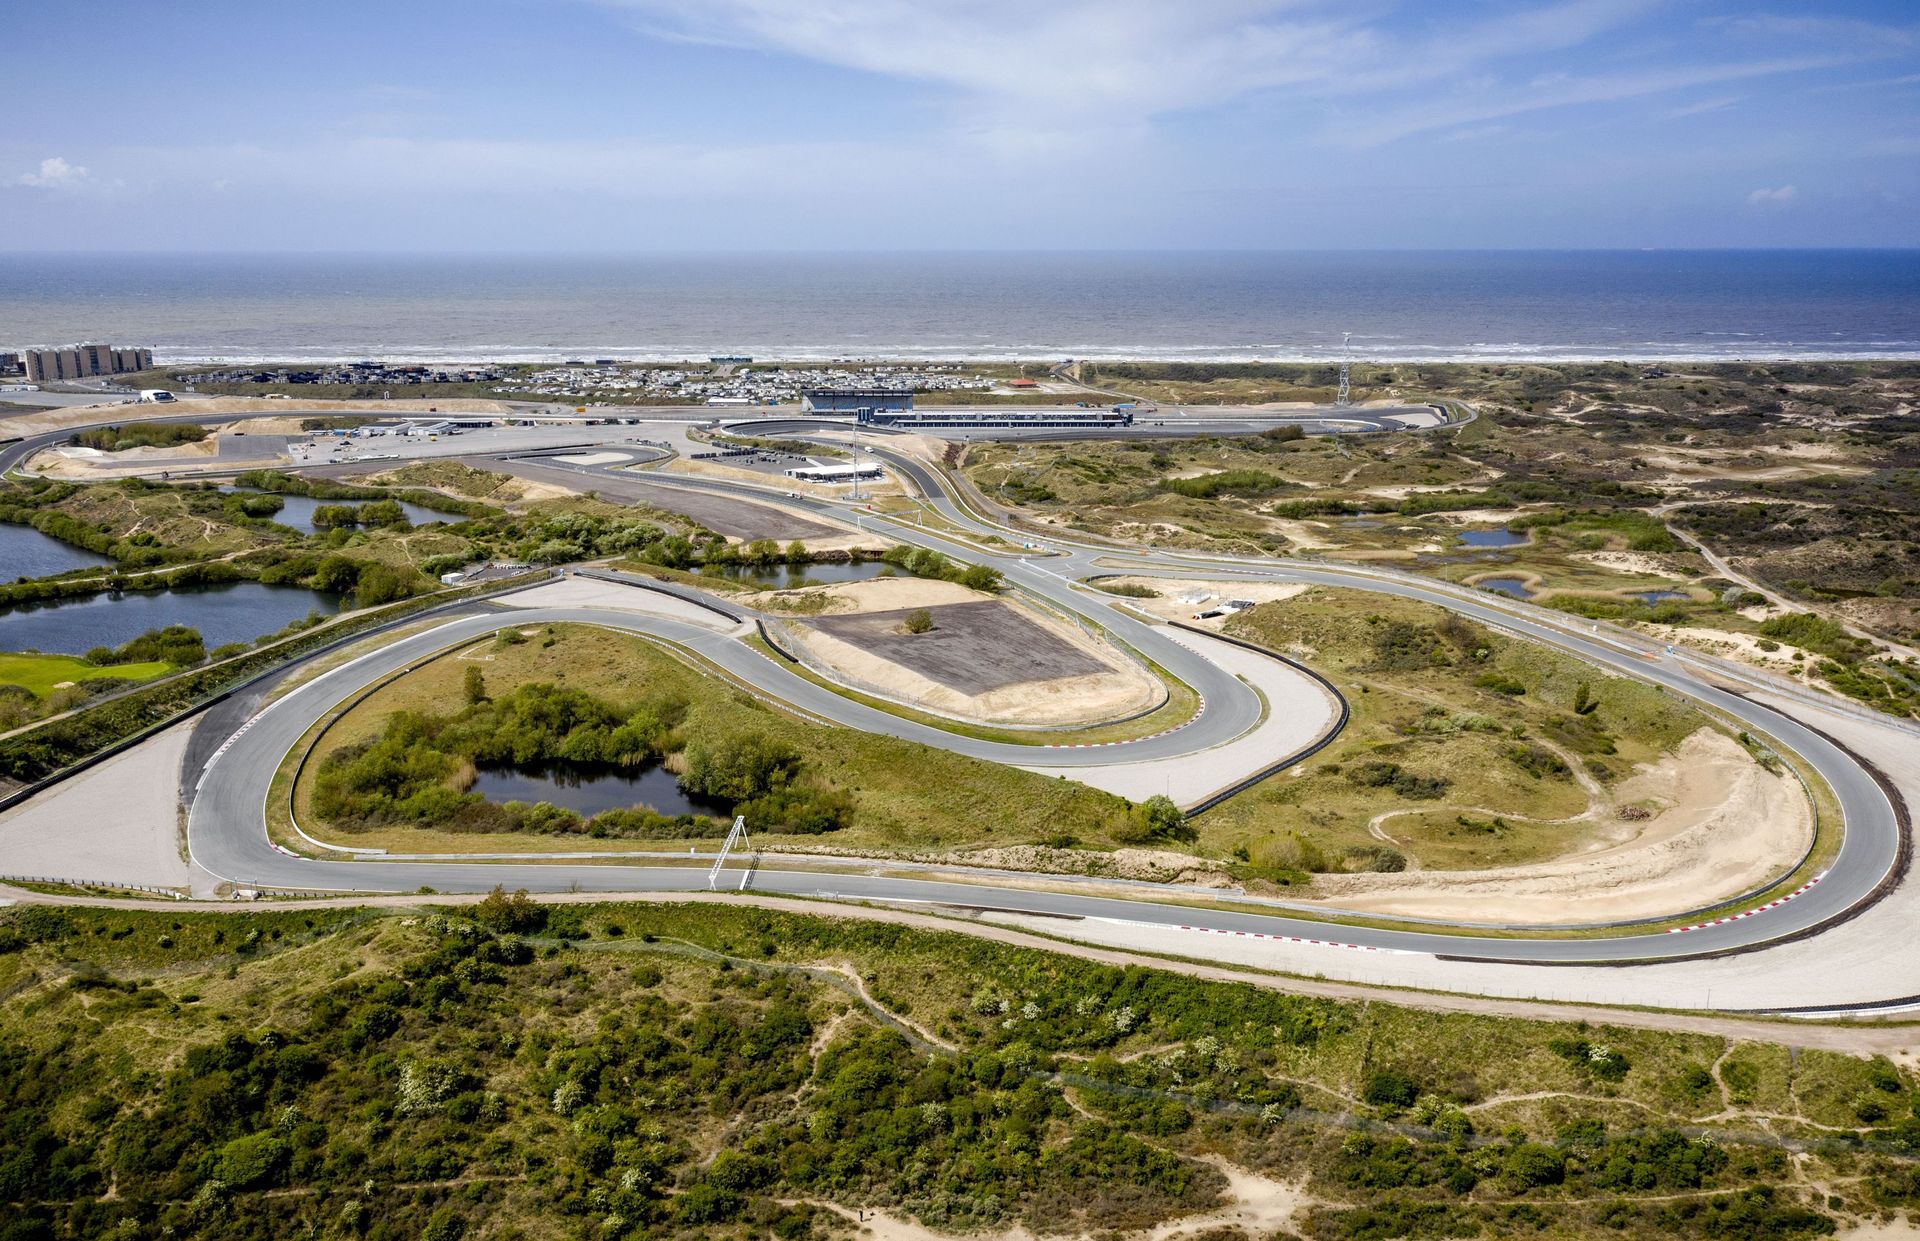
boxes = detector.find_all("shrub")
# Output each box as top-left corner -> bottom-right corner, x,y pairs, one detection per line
1346,760 -> 1449,800
472,886 -> 547,933
214,1131 -> 291,1189
903,608 -> 934,634
1362,1070 -> 1420,1109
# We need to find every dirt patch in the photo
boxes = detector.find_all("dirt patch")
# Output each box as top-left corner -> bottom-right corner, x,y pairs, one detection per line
1096,577 -> 1310,625
1307,729 -> 1814,924
808,601 -> 1110,695
947,845 -> 1234,887
773,582 -> 1162,727
1570,550 -> 1693,579
751,576 -> 980,617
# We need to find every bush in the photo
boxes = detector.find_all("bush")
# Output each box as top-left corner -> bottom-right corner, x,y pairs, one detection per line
70,423 -> 207,452
1503,1142 -> 1566,1189
1346,760 -> 1449,800
903,608 -> 934,634
683,733 -> 802,801
214,1131 -> 291,1189
472,886 -> 547,933
1362,1070 -> 1420,1109
1160,469 -> 1289,500
1117,794 -> 1193,844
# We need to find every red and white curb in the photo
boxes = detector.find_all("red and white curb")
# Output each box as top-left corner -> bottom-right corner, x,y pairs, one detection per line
1166,921 -> 1411,955
1043,698 -> 1204,749
1042,632 -> 1215,749
1667,873 -> 1825,933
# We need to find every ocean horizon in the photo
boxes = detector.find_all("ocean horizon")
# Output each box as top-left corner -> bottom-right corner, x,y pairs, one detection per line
3,249 -> 1917,365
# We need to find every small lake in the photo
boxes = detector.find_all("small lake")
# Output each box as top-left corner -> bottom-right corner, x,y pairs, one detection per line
701,560 -> 893,589
470,761 -> 731,820
0,581 -> 341,654
1630,590 -> 1692,604
220,488 -> 452,533
1476,576 -> 1536,599
1457,528 -> 1528,548
0,524 -> 115,580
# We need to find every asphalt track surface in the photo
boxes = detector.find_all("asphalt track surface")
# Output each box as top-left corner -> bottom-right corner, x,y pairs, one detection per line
4,404 -> 1904,970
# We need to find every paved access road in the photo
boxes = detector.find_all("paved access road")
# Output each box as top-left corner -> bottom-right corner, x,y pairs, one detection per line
163,416 -> 1901,975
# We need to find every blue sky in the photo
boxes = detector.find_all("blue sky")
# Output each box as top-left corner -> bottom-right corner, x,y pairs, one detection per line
3,0 -> 1916,249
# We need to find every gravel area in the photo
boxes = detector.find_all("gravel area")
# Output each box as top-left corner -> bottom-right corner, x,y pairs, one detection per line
807,600 -> 1107,694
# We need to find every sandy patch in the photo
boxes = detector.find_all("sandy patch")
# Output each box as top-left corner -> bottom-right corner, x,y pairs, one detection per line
800,1157 -> 1312,1241
771,583 -> 1162,728
1264,517 -> 1340,550
750,576 -> 981,616
1095,577 -> 1310,625
1570,550 -> 1692,580
1834,1221 -> 1920,1240
1431,507 -> 1540,525
553,451 -> 632,466
1308,729 -> 1813,924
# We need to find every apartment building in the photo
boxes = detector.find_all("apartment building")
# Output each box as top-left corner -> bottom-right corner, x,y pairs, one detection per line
22,344 -> 153,382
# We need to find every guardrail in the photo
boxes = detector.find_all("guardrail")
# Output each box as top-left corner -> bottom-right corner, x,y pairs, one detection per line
571,566 -> 747,623
0,873 -> 186,900
1168,620 -> 1351,817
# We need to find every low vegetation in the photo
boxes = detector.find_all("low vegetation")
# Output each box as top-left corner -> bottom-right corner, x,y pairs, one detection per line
1201,587 -> 1718,878
68,422 -> 208,452
0,899 -> 1910,1240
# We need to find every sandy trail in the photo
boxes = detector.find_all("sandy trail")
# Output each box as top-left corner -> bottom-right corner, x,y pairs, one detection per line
1305,729 -> 1813,924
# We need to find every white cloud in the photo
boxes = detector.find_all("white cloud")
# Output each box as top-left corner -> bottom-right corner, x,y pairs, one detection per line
1747,184 -> 1797,205
590,0 -> 1862,156
12,156 -> 89,190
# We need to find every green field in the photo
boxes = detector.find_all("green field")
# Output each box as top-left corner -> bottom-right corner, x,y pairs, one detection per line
0,651 -> 171,697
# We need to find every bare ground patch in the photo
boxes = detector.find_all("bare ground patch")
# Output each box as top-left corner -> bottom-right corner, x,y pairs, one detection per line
1305,729 -> 1813,924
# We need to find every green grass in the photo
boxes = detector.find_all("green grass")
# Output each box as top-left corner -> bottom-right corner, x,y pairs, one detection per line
0,651 -> 171,697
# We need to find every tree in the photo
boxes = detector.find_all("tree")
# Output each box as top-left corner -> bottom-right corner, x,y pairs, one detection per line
310,503 -> 361,531
903,609 -> 934,634
1126,794 -> 1192,843
683,734 -> 801,800
957,564 -> 1003,592
785,540 -> 807,563
463,665 -> 488,706
352,563 -> 415,606
310,554 -> 362,593
472,885 -> 546,932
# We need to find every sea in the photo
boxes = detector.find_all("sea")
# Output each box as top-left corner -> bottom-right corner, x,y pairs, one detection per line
1,250 -> 1916,364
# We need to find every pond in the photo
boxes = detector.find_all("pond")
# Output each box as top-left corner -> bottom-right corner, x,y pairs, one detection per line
0,581 -> 341,655
1476,577 -> 1536,599
469,761 -> 731,820
1457,528 -> 1529,548
700,559 -> 894,589
220,487 -> 453,533
0,523 -> 114,580
1630,590 -> 1692,604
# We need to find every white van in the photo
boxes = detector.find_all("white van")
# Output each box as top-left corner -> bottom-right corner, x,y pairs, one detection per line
138,389 -> 178,403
